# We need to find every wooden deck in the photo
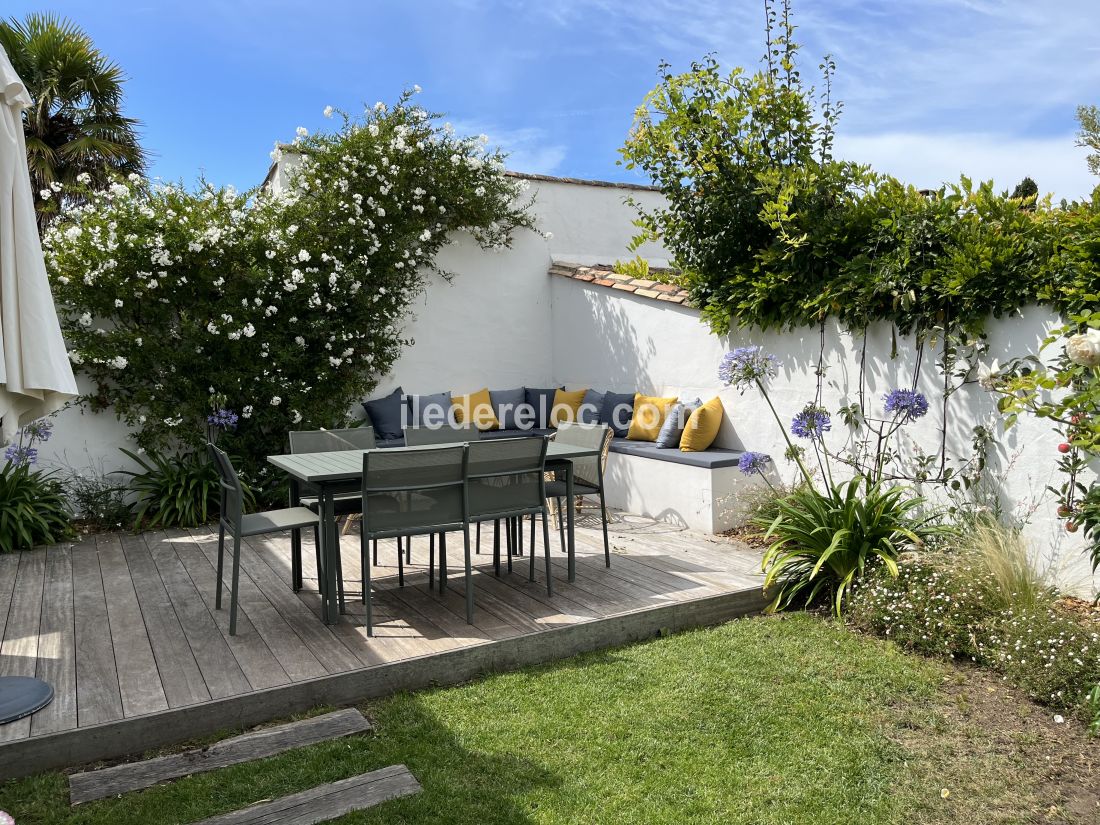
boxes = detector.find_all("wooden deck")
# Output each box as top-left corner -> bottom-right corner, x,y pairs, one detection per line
0,511 -> 765,779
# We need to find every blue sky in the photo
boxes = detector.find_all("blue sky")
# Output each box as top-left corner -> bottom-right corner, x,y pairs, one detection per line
8,0 -> 1100,199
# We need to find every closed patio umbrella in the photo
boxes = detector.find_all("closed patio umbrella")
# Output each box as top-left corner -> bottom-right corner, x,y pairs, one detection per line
0,44 -> 76,444
0,44 -> 72,723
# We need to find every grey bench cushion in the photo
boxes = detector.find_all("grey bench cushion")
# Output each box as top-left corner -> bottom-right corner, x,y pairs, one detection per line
608,438 -> 743,469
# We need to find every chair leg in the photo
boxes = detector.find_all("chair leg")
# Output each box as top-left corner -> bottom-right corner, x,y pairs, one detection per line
506,518 -> 514,573
361,521 -> 373,637
397,537 -> 404,587
439,532 -> 448,593
290,527 -> 302,592
528,521 -> 536,583
529,513 -> 535,557
229,533 -> 242,636
334,530 -> 346,615
359,533 -> 368,605
215,520 -> 226,609
406,535 -> 412,563
372,538 -> 378,567
314,525 -> 323,594
493,520 -> 501,576
429,533 -> 435,589
542,510 -> 553,596
463,524 -> 474,624
557,498 -> 566,554
599,488 -> 611,568
476,521 -> 481,555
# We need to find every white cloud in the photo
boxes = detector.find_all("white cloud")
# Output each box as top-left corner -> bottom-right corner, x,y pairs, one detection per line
836,131 -> 1095,202
450,121 -> 567,174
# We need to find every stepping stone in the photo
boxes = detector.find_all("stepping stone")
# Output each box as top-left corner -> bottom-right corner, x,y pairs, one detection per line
190,765 -> 421,824
69,708 -> 371,805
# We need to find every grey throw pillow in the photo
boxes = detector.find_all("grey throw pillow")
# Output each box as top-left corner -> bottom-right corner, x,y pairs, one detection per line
361,386 -> 404,441
525,387 -> 562,429
578,389 -> 605,425
490,387 -> 527,430
600,391 -> 636,438
655,398 -> 700,448
406,391 -> 452,427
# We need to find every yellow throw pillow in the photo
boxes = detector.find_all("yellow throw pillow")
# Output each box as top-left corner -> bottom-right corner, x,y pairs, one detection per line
680,396 -> 724,452
550,388 -> 588,427
626,394 -> 678,442
451,387 -> 499,431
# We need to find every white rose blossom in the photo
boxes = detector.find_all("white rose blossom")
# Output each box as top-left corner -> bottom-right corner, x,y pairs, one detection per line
1065,329 -> 1100,367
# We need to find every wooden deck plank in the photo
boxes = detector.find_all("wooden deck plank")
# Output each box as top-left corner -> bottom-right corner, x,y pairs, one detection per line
30,544 -> 77,736
0,553 -> 21,642
70,543 -> 124,730
174,530 -> 312,686
146,530 -> 282,695
94,534 -> 170,718
0,549 -> 47,741
191,764 -> 421,824
68,708 -> 372,804
119,533 -> 211,708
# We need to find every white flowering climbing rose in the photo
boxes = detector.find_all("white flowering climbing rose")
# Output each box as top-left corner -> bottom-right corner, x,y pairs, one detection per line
44,87 -> 536,497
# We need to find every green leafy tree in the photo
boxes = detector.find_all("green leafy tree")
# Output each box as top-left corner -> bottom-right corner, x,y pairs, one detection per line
1011,176 -> 1038,210
0,12 -> 145,230
1077,104 -> 1100,177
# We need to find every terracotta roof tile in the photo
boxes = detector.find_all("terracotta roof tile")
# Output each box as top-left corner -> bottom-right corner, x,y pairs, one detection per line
549,261 -> 693,309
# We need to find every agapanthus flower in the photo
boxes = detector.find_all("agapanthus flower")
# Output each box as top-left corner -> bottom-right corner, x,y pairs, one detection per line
4,444 -> 37,466
790,404 -> 831,440
738,451 -> 771,476
207,408 -> 240,430
719,346 -> 779,391
883,389 -> 929,423
22,420 -> 53,443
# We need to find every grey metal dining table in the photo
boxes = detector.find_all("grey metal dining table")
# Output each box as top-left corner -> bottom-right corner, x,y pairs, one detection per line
267,440 -> 601,625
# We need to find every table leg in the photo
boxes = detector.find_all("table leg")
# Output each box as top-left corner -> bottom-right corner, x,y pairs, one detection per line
566,462 -> 576,582
321,486 -> 339,625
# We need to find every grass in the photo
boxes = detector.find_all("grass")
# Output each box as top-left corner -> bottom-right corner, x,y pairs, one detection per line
0,614 -> 1092,824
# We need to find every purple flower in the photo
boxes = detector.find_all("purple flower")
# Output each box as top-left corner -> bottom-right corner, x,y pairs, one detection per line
738,451 -> 771,475
790,404 -> 831,440
4,444 -> 37,466
883,389 -> 929,423
22,420 -> 52,442
207,408 -> 240,430
719,346 -> 779,391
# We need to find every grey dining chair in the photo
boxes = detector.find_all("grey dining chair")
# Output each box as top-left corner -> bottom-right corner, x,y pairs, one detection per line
401,424 -> 480,564
287,429 -> 367,606
359,444 -> 471,634
403,423 -> 481,446
545,422 -> 613,567
208,443 -> 319,636
465,437 -> 553,594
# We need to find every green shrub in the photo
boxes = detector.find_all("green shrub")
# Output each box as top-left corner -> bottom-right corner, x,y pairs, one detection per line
0,463 -> 71,552
1088,684 -> 1100,736
65,464 -> 133,531
849,552 -> 1100,713
758,477 -> 943,617
122,448 -> 248,529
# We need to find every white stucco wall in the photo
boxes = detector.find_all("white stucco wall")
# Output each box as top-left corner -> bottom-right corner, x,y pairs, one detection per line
37,170 -> 1097,597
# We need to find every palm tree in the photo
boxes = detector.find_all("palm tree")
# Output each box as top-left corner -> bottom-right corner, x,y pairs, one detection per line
0,13 -> 146,231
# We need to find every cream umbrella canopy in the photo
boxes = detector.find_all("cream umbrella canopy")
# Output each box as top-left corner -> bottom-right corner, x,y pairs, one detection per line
0,44 -> 77,444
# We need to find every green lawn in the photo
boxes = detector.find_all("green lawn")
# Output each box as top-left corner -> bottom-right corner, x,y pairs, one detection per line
0,614 -> 1083,824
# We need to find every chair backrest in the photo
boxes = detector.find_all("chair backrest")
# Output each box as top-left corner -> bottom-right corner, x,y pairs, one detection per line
553,422 -> 611,487
289,429 -> 350,454
404,424 -> 481,446
466,437 -> 548,520
327,426 -> 377,450
360,444 -> 468,538
207,443 -> 244,526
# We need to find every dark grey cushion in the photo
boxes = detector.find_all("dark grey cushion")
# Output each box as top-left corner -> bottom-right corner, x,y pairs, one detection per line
609,438 -> 743,469
525,387 -> 561,429
600,391 -> 635,438
406,391 -> 452,427
655,398 -> 700,448
480,427 -> 554,440
578,389 -> 605,425
490,387 -> 527,431
361,386 -> 404,441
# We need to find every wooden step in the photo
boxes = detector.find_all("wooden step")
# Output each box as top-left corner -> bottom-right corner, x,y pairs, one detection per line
191,764 -> 421,824
69,708 -> 371,805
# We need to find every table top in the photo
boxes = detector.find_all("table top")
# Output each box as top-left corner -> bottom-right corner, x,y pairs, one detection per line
268,440 -> 601,484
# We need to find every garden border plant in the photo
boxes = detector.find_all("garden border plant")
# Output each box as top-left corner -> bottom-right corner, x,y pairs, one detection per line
43,89 -> 538,517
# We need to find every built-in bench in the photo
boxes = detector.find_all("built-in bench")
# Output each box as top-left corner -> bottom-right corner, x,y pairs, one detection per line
602,438 -> 762,533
